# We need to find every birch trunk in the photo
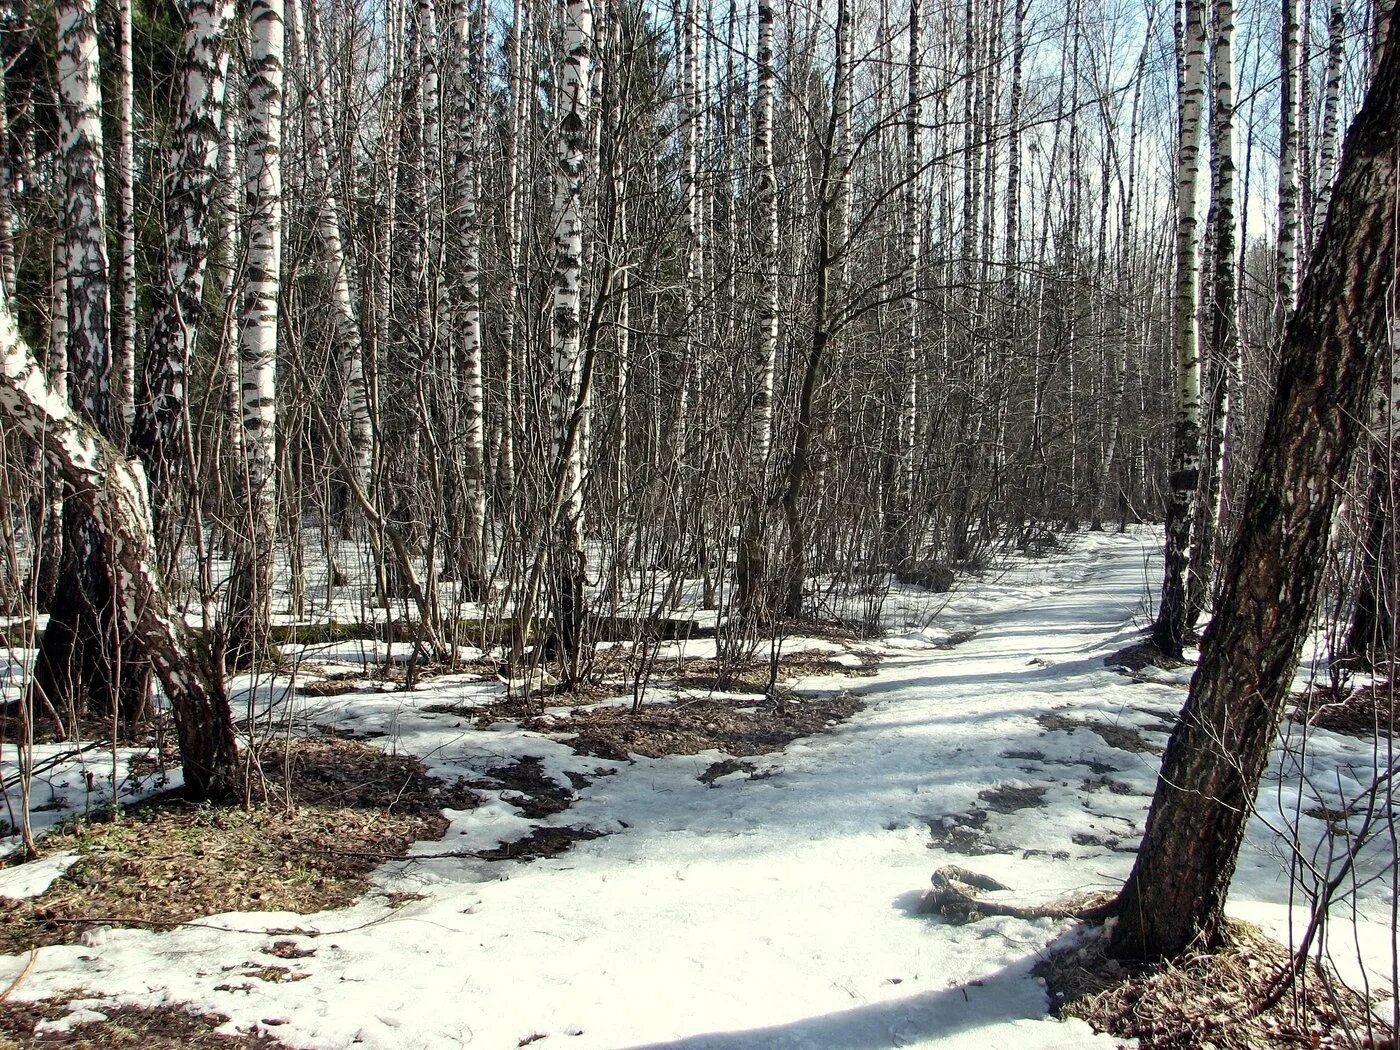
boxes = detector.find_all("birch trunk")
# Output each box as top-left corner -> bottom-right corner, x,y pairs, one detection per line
735,0 -> 779,620
111,0 -> 135,445
135,0 -> 237,513
883,0 -> 921,569
228,0 -> 285,666
1312,0 -> 1345,230
1151,0 -> 1207,657
2,297 -> 241,800
549,0 -> 595,677
1113,15 -> 1398,957
446,0 -> 487,595
1187,0 -> 1240,624
288,0 -> 371,507
1276,0 -> 1302,323
34,0 -> 152,721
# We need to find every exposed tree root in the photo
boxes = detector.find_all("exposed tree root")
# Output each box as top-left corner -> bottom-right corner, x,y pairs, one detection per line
918,865 -> 1116,924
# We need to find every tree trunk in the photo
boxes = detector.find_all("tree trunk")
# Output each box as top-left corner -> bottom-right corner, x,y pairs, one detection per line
735,0 -> 779,623
1150,0 -> 1207,658
2,297 -> 241,800
1112,15 -> 1399,958
548,0 -> 595,680
1187,0 -> 1240,624
227,0 -> 285,668
134,0 -> 237,523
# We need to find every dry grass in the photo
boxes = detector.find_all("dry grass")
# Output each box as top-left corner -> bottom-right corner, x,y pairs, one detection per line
1041,920 -> 1395,1049
1294,680 -> 1398,738
0,738 -> 478,953
0,998 -> 296,1048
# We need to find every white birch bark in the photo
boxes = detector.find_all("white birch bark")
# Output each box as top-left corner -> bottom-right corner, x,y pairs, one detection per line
1153,0 -> 1207,656
1312,0 -> 1345,230
447,0 -> 487,587
894,0 -> 921,562
0,292 -> 241,800
1276,0 -> 1302,321
55,0 -> 111,434
288,0 -> 371,496
1189,0 -> 1240,619
231,0 -> 285,660
498,0 -> 528,501
112,0 -> 136,445
552,0 -> 593,509
136,0 -> 237,498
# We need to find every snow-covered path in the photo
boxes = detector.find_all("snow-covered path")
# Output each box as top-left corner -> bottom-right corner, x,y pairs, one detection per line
2,531 -> 1391,1048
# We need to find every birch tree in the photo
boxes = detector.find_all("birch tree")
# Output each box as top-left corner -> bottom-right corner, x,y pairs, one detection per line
1151,0 -> 1207,658
1113,13 -> 1399,957
1276,0 -> 1303,323
1,295 -> 241,800
32,0 -> 143,718
135,0 -> 238,521
548,0 -> 596,677
735,0 -> 779,621
228,0 -> 286,665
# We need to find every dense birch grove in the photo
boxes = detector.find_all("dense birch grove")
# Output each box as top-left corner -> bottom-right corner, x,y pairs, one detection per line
1,0 -> 1397,816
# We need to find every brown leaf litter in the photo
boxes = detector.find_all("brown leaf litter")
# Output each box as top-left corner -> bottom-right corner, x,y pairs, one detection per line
0,738 -> 478,954
1039,919 -> 1395,1050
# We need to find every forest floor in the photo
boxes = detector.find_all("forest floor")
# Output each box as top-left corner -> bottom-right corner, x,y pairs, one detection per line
0,529 -> 1394,1048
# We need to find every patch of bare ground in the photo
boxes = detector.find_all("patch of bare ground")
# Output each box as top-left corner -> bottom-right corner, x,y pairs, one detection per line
1104,637 -> 1193,674
539,690 -> 866,761
475,825 -> 608,862
1293,680 -> 1397,738
641,648 -> 879,694
1038,712 -> 1164,755
0,739 -> 478,953
0,998 -> 295,1048
1040,921 -> 1395,1050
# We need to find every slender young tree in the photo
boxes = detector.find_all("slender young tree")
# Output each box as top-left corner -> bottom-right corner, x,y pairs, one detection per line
735,0 -> 779,620
1151,0 -> 1208,658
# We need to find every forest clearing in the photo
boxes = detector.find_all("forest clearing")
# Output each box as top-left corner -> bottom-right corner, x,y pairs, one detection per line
0,530 -> 1389,1049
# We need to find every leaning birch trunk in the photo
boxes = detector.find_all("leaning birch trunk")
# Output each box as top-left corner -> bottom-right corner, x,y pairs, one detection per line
135,0 -> 237,525
548,0 -> 595,681
735,0 -> 779,623
1187,0 -> 1240,624
33,0 -> 150,721
1112,13 -> 1399,958
1,298 -> 241,801
1150,0 -> 1206,658
228,0 -> 285,667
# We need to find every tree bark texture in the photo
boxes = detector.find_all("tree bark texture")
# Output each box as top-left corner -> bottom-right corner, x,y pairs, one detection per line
1112,13 -> 1399,959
